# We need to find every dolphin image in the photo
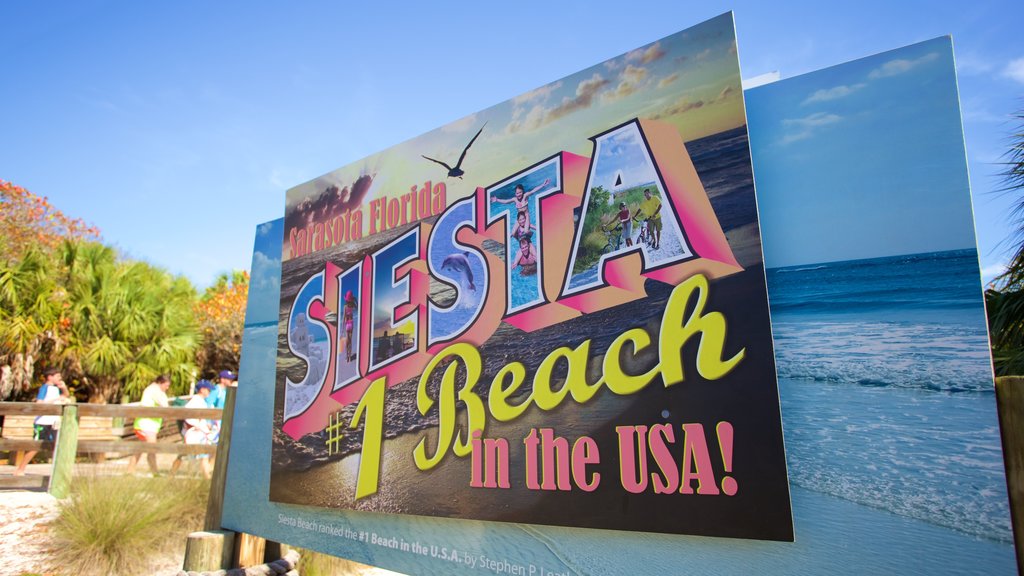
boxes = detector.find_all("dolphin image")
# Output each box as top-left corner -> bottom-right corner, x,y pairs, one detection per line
441,252 -> 476,291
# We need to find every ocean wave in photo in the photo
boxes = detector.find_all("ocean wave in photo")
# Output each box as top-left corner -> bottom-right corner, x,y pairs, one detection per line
768,249 -> 985,316
772,319 -> 992,393
767,247 -> 1010,542
781,378 -> 1012,543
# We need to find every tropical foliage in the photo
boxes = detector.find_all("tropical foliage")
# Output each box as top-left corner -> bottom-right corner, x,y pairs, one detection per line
0,179 -> 99,263
194,270 -> 249,379
986,109 -> 1024,375
0,180 -> 248,401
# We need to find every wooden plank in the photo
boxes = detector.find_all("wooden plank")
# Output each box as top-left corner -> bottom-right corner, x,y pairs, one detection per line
0,439 -> 53,451
0,402 -> 221,420
0,438 -> 216,455
76,441 -> 217,455
78,404 -> 222,419
205,387 -> 236,531
49,404 -> 78,498
996,375 -> 1024,576
0,404 -> 62,416
0,475 -> 48,490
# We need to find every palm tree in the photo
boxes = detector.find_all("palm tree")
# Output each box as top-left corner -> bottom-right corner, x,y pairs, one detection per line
0,248 -> 61,399
986,109 -> 1024,375
58,242 -> 198,402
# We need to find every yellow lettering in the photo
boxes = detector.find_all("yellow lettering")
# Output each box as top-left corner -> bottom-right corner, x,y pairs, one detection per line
413,343 -> 483,470
603,328 -> 659,395
489,362 -> 529,422
659,274 -> 744,385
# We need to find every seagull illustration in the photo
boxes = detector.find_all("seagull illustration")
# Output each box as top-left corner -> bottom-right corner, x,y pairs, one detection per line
421,123 -> 486,179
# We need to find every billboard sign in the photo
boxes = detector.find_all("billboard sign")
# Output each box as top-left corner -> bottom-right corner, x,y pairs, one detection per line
270,12 -> 792,541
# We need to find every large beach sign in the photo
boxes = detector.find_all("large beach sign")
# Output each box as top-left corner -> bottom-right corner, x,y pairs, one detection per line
270,12 -> 793,540
222,20 -> 1016,576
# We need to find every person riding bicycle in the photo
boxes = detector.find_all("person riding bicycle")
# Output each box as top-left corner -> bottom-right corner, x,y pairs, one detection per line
601,216 -> 624,252
615,201 -> 634,247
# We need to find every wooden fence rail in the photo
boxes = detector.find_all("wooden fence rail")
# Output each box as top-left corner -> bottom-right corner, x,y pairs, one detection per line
0,401 -> 223,497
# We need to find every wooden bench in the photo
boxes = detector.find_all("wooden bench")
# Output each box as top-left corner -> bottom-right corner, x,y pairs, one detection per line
1,414 -> 131,461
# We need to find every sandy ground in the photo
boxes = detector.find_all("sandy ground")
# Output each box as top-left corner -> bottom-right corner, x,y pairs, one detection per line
0,484 -> 60,576
0,458 -> 188,576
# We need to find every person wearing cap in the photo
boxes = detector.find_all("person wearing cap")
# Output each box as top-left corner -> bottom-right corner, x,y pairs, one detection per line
206,370 -> 237,410
127,375 -> 171,476
171,380 -> 216,478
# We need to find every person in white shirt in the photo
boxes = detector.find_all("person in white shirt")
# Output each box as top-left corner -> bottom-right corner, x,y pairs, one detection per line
170,380 -> 215,478
14,368 -> 69,476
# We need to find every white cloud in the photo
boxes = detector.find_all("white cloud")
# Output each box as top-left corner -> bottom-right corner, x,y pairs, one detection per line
626,42 -> 665,65
440,113 -> 478,133
780,112 -> 842,145
1003,57 -> 1024,84
505,73 -> 609,134
512,81 -> 562,105
742,71 -> 780,90
658,73 -> 680,89
802,83 -> 866,105
868,52 -> 939,79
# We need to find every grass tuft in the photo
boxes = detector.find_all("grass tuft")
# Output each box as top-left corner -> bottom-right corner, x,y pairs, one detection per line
48,475 -> 208,575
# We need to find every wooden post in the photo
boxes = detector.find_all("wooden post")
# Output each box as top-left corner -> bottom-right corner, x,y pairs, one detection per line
204,386 -> 236,531
48,404 -> 78,499
236,532 -> 267,568
996,376 -> 1024,575
183,530 -> 236,571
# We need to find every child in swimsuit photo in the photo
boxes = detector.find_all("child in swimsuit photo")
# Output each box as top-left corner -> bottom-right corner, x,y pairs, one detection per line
510,211 -> 537,241
491,178 -> 552,222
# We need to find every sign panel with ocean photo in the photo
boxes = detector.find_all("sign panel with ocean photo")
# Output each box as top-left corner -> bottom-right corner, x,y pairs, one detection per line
747,35 -> 1015,572
269,12 -> 792,540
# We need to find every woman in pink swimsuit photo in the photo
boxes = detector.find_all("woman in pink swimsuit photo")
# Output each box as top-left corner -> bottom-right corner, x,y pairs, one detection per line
511,235 -> 538,276
343,291 -> 357,362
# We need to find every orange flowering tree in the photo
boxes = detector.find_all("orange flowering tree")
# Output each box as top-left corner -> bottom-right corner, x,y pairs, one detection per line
0,180 -> 99,264
194,270 -> 249,379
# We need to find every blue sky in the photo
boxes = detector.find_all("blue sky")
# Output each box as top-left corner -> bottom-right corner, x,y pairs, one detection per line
749,37 -> 976,268
1,1 -> 1022,286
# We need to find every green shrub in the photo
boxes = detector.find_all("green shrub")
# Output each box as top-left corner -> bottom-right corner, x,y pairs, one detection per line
49,475 -> 208,575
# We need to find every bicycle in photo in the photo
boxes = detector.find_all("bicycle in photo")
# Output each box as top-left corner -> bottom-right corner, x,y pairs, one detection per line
635,215 -> 656,250
601,224 -> 624,254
